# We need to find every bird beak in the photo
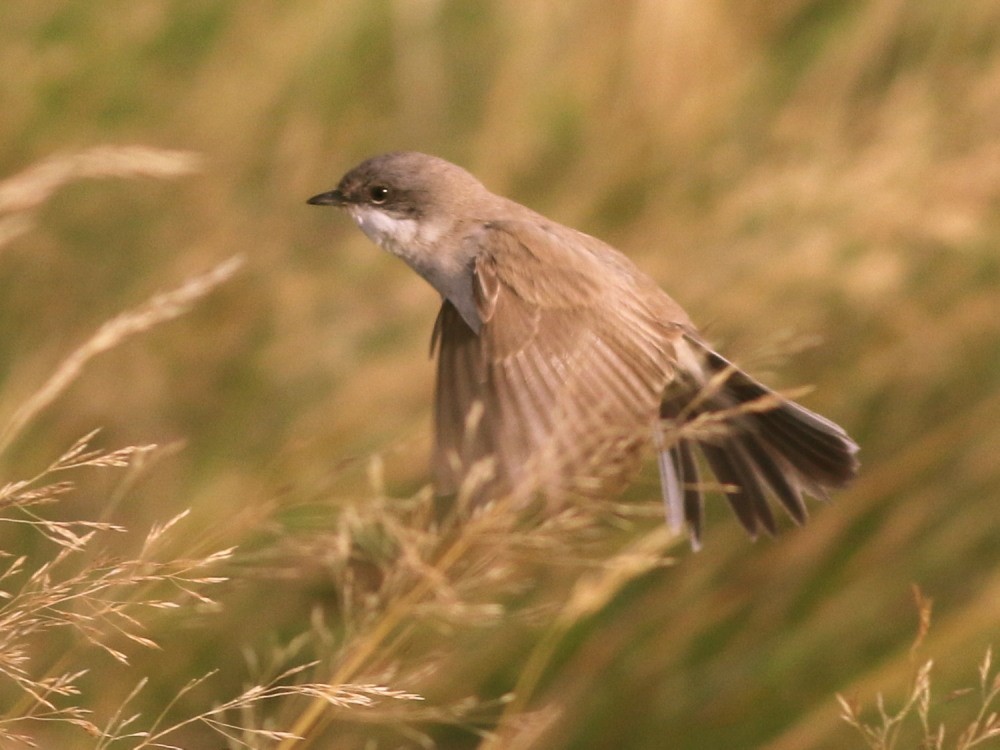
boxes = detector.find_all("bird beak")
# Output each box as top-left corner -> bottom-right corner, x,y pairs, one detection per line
306,189 -> 347,207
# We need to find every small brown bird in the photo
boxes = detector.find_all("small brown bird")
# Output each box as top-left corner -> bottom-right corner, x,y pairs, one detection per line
309,152 -> 858,548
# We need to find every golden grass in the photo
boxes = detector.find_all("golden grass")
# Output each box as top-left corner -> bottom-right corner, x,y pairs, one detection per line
1,1 -> 999,748
837,592 -> 1000,749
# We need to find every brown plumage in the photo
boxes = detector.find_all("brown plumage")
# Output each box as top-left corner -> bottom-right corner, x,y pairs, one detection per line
309,151 -> 859,547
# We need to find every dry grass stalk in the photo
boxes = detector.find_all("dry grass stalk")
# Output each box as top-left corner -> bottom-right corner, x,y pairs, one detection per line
0,146 -> 202,217
0,146 -> 236,457
93,666 -> 425,750
272,447 -> 685,748
271,371 -> 814,746
0,255 -> 244,457
0,148 -> 254,746
0,434 -> 234,747
837,591 -> 1000,749
0,146 -> 202,257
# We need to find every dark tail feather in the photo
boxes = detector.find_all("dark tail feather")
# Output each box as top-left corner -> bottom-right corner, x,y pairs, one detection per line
676,441 -> 703,546
739,431 -> 808,525
700,441 -> 776,537
659,341 -> 859,548
703,349 -> 858,488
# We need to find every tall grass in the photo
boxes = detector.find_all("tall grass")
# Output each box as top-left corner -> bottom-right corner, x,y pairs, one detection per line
1,1 -> 999,747
838,591 -> 1000,749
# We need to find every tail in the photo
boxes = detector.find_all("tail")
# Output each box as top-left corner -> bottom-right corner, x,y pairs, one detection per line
659,336 -> 859,549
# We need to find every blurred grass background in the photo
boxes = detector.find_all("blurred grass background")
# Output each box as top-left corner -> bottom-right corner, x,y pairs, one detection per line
1,0 -> 999,747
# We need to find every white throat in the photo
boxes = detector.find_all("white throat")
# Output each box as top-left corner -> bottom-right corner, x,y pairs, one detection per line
348,205 -> 482,332
351,205 -> 424,249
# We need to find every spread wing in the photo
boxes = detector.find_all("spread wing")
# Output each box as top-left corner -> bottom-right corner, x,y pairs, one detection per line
431,219 -> 684,504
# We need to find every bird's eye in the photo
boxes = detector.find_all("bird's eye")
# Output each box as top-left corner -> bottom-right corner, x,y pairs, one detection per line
369,185 -> 390,204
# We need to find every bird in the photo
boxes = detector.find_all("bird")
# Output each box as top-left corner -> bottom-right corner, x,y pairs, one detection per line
308,151 -> 859,548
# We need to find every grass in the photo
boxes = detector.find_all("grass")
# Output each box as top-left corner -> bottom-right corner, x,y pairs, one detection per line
1,1 -> 1000,747
838,591 -> 1000,749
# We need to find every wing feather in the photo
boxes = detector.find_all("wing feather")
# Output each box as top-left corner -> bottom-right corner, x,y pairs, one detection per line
433,220 -> 679,504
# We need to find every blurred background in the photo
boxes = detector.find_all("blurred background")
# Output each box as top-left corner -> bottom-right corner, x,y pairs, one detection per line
1,1 -> 999,748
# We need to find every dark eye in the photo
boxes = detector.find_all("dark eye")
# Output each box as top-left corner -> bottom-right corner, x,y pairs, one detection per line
369,185 -> 390,204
